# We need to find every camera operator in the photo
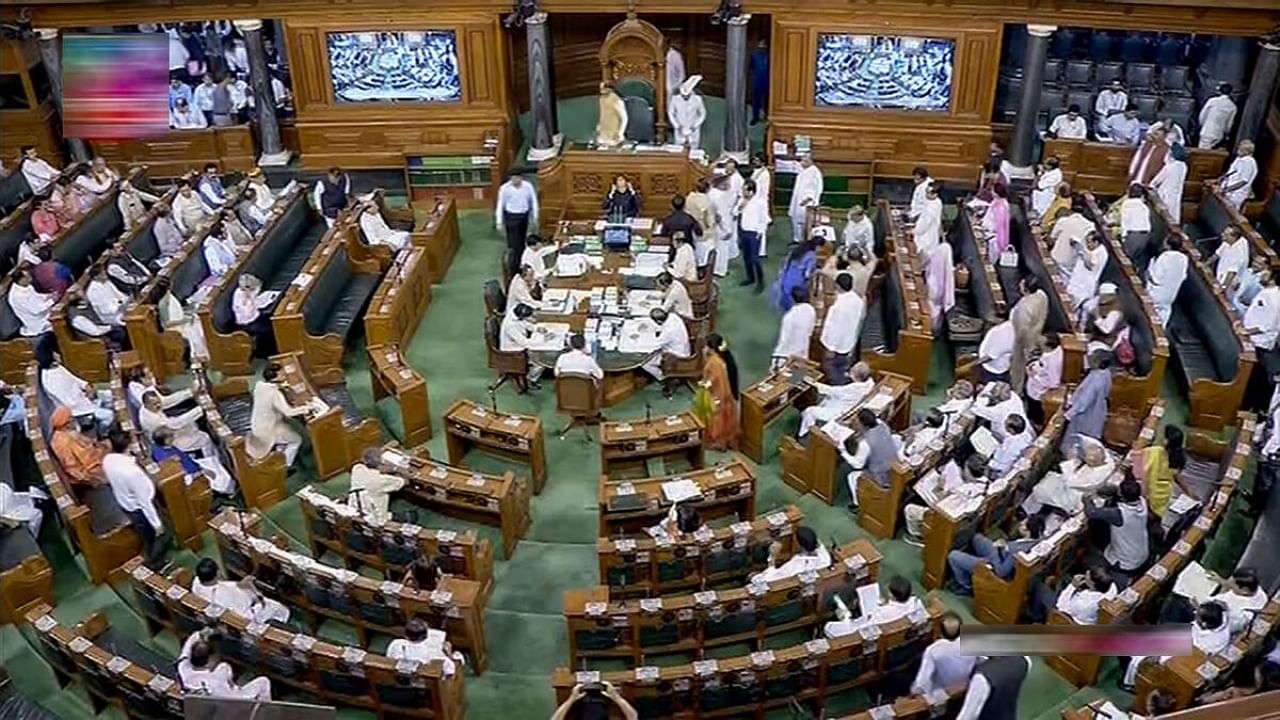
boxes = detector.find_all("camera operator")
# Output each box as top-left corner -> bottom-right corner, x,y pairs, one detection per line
550,681 -> 638,720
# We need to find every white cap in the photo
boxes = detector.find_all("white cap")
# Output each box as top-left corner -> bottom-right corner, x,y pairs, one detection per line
679,75 -> 703,96
1098,282 -> 1118,296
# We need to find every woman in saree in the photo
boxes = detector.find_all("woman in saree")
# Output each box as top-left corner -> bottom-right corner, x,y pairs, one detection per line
924,241 -> 956,334
983,183 -> 1011,262
694,333 -> 740,451
1039,182 -> 1074,231
770,238 -> 818,313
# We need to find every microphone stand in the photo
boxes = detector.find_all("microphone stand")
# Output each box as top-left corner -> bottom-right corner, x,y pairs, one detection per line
489,387 -> 498,413
645,400 -> 652,425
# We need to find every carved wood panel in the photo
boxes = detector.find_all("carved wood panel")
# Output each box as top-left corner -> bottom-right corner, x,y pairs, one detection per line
780,28 -> 808,107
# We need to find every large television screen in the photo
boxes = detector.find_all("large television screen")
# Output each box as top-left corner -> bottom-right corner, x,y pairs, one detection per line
327,31 -> 461,103
814,34 -> 955,112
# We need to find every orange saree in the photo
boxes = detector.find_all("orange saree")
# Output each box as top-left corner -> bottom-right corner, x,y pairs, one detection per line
695,353 -> 739,450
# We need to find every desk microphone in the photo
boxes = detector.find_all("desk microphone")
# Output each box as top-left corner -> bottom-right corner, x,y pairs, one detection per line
489,387 -> 498,413
645,400 -> 652,425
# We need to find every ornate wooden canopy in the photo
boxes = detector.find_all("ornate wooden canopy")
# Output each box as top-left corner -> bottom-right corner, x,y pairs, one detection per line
599,11 -> 667,141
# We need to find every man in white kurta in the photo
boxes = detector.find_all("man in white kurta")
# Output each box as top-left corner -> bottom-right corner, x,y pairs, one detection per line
1023,439 -> 1115,514
667,75 -> 706,150
0,481 -> 43,538
19,146 -> 60,195
912,182 -> 943,258
140,391 -> 214,458
843,206 -> 874,257
1066,233 -> 1108,311
1244,276 -> 1280,352
358,203 -> 410,252
1031,161 -> 1063,219
1094,81 -> 1129,133
1147,239 -> 1188,327
387,619 -> 463,677
977,320 -> 1016,381
554,334 -> 604,380
909,168 -> 933,220
347,449 -> 406,525
772,296 -> 817,369
9,271 -> 54,337
41,359 -> 112,425
1222,141 -> 1258,210
642,309 -> 692,381
1047,106 -> 1088,140
708,176 -> 736,277
178,632 -> 272,701
798,362 -> 875,436
788,155 -> 823,244
86,270 -> 129,327
1150,147 -> 1188,224
1198,85 -> 1237,150
668,236 -> 699,283
192,557 -> 290,624
912,615 -> 978,695
245,367 -> 310,465
1214,227 -> 1250,288
595,84 -> 628,148
750,157 -> 772,257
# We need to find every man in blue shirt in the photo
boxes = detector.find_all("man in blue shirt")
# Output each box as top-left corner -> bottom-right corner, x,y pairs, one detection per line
169,77 -> 194,111
749,39 -> 769,125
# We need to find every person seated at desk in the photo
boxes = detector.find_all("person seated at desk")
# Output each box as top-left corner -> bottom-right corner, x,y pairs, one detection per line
750,526 -> 830,583
105,248 -> 152,295
172,179 -> 212,237
555,333 -> 603,381
602,175 -> 639,220
1160,567 -> 1268,637
232,273 -> 280,356
948,514 -> 1045,596
989,414 -> 1034,477
904,453 -> 990,544
972,382 -> 1024,433
913,612 -> 979,695
520,234 -> 558,282
898,408 -> 947,461
75,157 -> 117,200
124,364 -> 193,410
151,428 -> 234,496
1085,477 -> 1150,587
771,286 -> 816,371
842,408 -> 898,512
1049,202 -> 1095,271
31,197 -> 66,239
1024,436 -> 1116,515
824,575 -> 925,637
39,350 -> 113,428
245,362 -> 311,466
245,167 -> 277,210
1122,600 -> 1229,691
32,247 -> 72,298
507,264 -> 540,311
500,303 -> 546,387
1212,226 -> 1250,289
49,407 -> 109,491
551,682 -> 639,720
798,361 -> 875,437
235,188 -> 269,236
151,203 -> 186,260
1082,283 -> 1129,360
641,308 -> 692,384
403,557 -> 441,592
667,232 -> 699,283
0,479 -> 43,539
357,200 -> 409,252
347,448 -> 406,525
659,194 -> 702,244
178,628 -> 272,701
192,557 -> 290,624
1047,104 -> 1089,140
1032,565 -> 1118,625
202,221 -> 239,278
139,389 -> 212,458
1199,651 -> 1280,704
1095,80 -> 1130,132
85,262 -> 129,327
656,271 -> 692,319
649,503 -> 705,542
155,279 -> 210,361
9,268 -> 54,344
170,97 -> 208,129
1105,105 -> 1144,147
195,163 -> 226,213
387,617 -> 464,676
18,144 -> 60,195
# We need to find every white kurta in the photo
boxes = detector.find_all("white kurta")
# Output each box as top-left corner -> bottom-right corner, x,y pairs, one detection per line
1025,457 -> 1116,514
799,378 -> 875,436
642,315 -> 692,380
86,278 -> 128,326
751,544 -> 832,584
669,243 -> 698,283
751,167 -> 773,258
773,302 -> 817,363
1066,245 -> 1108,309
820,291 -> 865,354
387,630 -> 462,676
347,463 -> 406,525
788,165 -> 824,243
1150,160 -> 1187,224
1198,95 -> 1237,149
1214,237 -> 1250,287
1146,249 -> 1188,327
1031,168 -> 1063,218
913,197 -> 943,257
359,211 -> 410,251
978,321 -> 1016,375
1223,156 -> 1258,209
708,187 -> 736,276
1245,286 -> 1280,351
246,381 -> 308,464
667,94 -> 706,149
843,217 -> 874,257
140,404 -> 213,457
21,158 -> 60,195
909,179 -> 932,220
9,284 -> 54,336
103,452 -> 163,531
665,47 -> 686,102
42,365 -> 104,419
1048,114 -> 1088,140
191,579 -> 290,625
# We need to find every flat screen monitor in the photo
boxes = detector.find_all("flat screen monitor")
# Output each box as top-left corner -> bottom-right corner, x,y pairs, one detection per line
603,224 -> 632,249
327,31 -> 461,103
814,34 -> 955,112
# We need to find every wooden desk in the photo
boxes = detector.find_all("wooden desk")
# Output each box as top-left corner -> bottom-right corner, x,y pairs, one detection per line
209,508 -> 488,673
364,245 -> 433,349
834,685 -> 968,720
599,410 -> 704,479
0,546 -> 52,626
536,145 -> 708,232
92,126 -> 255,177
126,558 -> 465,720
414,197 -> 460,284
368,343 -> 432,449
382,445 -> 531,560
443,399 -> 547,495
777,373 -> 913,505
870,203 -> 934,393
740,358 -> 822,463
565,539 -> 881,666
597,505 -> 805,597
1044,138 -> 1226,204
274,351 -> 383,480
298,486 -> 494,605
598,460 -> 756,537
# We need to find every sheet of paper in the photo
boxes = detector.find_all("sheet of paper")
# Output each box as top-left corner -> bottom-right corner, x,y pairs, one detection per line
856,583 -> 882,616
661,479 -> 704,504
527,323 -> 571,352
969,426 -> 999,458
862,392 -> 892,413
821,421 -> 855,446
1173,561 -> 1219,602
1167,493 -> 1200,515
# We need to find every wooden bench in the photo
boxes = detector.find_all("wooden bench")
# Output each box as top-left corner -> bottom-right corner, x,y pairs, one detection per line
298,485 -> 495,604
1043,138 -> 1226,205
92,125 -> 256,178
863,202 -> 932,393
551,597 -> 943,720
196,186 -> 327,375
833,684 -> 968,720
274,350 -> 383,480
1011,196 -> 1088,385
126,557 -> 465,719
191,364 -> 288,511
24,603 -> 183,718
777,372 -> 912,507
1254,188 -> 1280,256
273,221 -> 384,374
381,444 -> 532,560
953,200 -> 1010,329
0,519 -> 52,625
368,343 -> 432,448
921,409 -> 1067,590
108,353 -> 211,552
0,161 -> 85,274
565,539 -> 881,666
1084,193 -> 1170,439
1187,183 -> 1280,274
598,460 -> 756,537
408,196 -> 459,284
1145,192 -> 1253,431
208,508 -> 489,673
443,398 -> 547,495
597,505 -> 805,598
599,410 -> 705,480
364,244 -> 433,349
971,400 -> 1164,624
24,364 -> 140,583
740,358 -> 822,464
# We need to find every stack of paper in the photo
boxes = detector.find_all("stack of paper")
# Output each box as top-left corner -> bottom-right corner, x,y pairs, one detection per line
527,323 -> 571,352
661,479 -> 704,504
970,427 -> 998,458
1173,562 -> 1220,602
821,421 -> 855,445
863,393 -> 892,413
618,318 -> 660,354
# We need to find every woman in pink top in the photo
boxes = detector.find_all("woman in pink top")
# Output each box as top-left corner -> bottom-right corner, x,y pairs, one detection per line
924,241 -> 955,334
30,199 -> 63,238
984,183 -> 1011,262
1024,332 -> 1064,427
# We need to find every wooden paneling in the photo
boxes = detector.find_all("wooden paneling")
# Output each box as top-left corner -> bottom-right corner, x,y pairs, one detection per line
1044,139 -> 1228,201
92,126 -> 256,177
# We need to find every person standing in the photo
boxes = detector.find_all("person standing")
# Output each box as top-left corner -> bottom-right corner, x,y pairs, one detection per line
346,449 -> 406,525
1146,235 -> 1188,327
749,39 -> 769,125
667,76 -> 707,150
737,180 -> 769,293
312,166 -> 351,227
495,173 -> 539,279
1009,276 -> 1048,393
708,174 -> 736,277
1198,84 -> 1237,149
1031,157 -> 1063,219
788,155 -> 823,244
1150,143 -> 1188,224
772,287 -> 816,370
1221,140 -> 1258,210
694,333 -> 740,451
1065,352 -> 1112,447
749,154 -> 772,257
103,430 -> 167,566
685,178 -> 716,265
913,181 -> 944,258
956,656 -> 1032,720
819,273 -> 865,385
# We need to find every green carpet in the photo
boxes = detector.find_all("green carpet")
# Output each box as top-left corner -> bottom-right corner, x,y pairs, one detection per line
9,205 -> 1259,718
